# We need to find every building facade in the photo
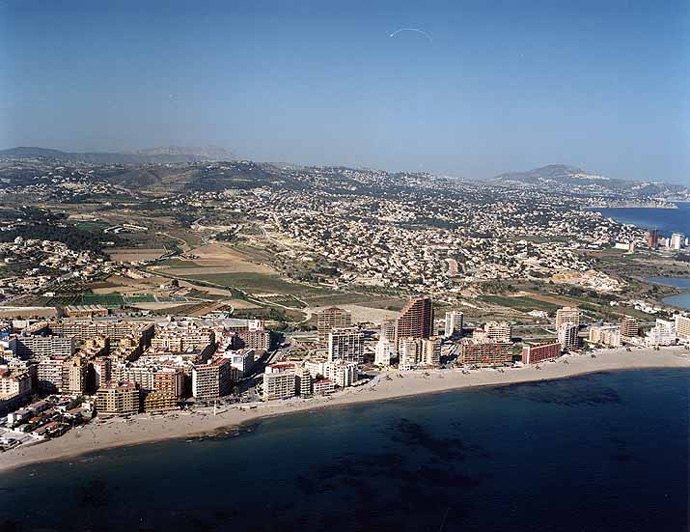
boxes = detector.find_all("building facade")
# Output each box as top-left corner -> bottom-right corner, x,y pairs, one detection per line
522,342 -> 561,365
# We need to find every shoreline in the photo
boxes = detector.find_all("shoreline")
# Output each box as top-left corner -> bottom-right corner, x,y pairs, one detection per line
1,346 -> 689,474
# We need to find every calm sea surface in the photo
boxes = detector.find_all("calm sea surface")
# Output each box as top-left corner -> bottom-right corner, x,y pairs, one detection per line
596,202 -> 690,237
1,369 -> 688,532
645,277 -> 690,310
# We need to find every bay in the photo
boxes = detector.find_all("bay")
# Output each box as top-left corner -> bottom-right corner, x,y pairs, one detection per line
0,368 -> 687,532
595,202 -> 690,237
645,276 -> 690,310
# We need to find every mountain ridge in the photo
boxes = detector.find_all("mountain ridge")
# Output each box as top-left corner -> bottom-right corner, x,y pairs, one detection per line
0,146 -> 236,164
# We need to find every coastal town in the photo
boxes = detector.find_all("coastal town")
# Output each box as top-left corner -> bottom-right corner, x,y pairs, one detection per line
0,156 -> 689,468
1,292 -> 689,461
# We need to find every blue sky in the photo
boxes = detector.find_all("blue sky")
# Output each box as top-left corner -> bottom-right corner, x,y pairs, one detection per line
1,0 -> 688,182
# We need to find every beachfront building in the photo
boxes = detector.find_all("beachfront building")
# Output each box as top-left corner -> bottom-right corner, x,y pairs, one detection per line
142,389 -> 178,413
263,363 -> 297,401
328,327 -> 364,363
646,319 -> 676,347
395,295 -> 433,344
675,315 -> 690,341
324,361 -> 358,387
458,339 -> 512,366
192,357 -> 236,402
555,307 -> 580,329
398,337 -> 441,370
296,366 -> 313,396
522,342 -> 561,365
96,381 -> 140,417
620,316 -> 639,338
317,307 -> 352,341
312,379 -> 336,396
558,323 -> 580,351
375,337 -> 395,368
588,325 -> 621,348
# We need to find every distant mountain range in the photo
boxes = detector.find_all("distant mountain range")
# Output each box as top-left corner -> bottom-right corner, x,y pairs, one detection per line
487,164 -> 688,195
0,146 -> 236,164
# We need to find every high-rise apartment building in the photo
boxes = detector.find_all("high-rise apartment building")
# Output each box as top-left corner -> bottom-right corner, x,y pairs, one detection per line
558,323 -> 580,351
328,327 -> 364,363
484,321 -> 512,343
555,307 -> 580,329
192,358 -> 235,402
9,336 -> 76,359
675,315 -> 690,340
646,319 -> 676,347
96,381 -> 140,417
395,295 -> 433,343
646,229 -> 659,248
620,316 -> 639,338
324,361 -> 358,387
375,337 -> 394,367
153,367 -> 185,398
444,311 -> 464,338
36,357 -> 67,392
398,337 -> 441,370
317,307 -> 352,341
381,319 -> 396,342
588,326 -> 621,348
63,356 -> 86,394
262,363 -> 297,401
669,232 -> 684,250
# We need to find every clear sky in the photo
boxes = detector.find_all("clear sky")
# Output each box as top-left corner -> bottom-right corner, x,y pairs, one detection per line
1,0 -> 688,183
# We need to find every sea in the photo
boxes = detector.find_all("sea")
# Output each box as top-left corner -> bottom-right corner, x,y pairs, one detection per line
596,203 -> 690,310
0,368 -> 688,532
596,201 -> 690,237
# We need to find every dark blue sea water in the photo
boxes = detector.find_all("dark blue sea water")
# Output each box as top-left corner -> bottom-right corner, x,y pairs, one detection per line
596,202 -> 690,237
646,277 -> 690,310
1,369 -> 688,532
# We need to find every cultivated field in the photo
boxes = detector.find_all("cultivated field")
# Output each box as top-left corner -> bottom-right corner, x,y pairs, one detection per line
107,248 -> 166,263
154,243 -> 275,276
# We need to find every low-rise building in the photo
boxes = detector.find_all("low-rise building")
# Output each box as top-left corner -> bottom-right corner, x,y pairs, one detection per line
458,339 -> 512,366
522,342 -> 561,365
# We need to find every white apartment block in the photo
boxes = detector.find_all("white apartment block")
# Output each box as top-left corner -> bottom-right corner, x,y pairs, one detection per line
556,307 -> 580,328
328,327 -> 364,363
675,315 -> 690,340
444,311 -> 463,338
646,319 -> 676,347
558,323 -> 580,351
262,363 -> 297,401
375,337 -> 394,367
484,321 -> 512,343
324,361 -> 358,387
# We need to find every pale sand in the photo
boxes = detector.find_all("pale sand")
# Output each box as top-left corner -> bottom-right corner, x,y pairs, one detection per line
1,346 -> 688,473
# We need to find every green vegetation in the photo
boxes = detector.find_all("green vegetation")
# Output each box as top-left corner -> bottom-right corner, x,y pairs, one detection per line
481,295 -> 559,312
156,259 -> 200,268
184,272 -> 328,296
123,294 -> 156,303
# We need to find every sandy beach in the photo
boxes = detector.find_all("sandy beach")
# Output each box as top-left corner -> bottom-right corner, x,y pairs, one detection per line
1,346 -> 689,473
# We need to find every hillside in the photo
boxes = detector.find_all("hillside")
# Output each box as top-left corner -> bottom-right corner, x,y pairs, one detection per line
0,146 -> 236,164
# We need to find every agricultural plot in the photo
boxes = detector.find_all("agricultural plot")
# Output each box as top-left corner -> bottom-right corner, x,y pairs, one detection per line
481,295 -> 559,312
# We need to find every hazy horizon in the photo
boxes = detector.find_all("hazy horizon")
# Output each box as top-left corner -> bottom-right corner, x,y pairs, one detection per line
1,0 -> 688,183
